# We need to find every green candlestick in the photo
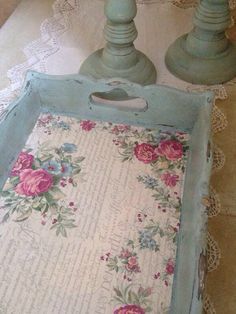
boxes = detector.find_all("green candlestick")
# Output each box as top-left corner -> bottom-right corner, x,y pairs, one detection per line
79,0 -> 157,85
165,0 -> 236,85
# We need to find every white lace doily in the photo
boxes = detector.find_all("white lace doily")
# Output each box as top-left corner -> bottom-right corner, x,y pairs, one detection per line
212,145 -> 226,174
208,186 -> 221,218
0,0 -> 80,108
207,232 -> 221,273
204,294 -> 217,314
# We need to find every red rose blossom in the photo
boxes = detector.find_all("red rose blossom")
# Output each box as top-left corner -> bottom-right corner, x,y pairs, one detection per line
166,259 -> 175,275
161,173 -> 179,187
15,169 -> 53,196
11,152 -> 34,176
156,140 -> 183,161
119,248 -> 132,259
134,143 -> 158,164
126,256 -> 140,273
114,304 -> 145,314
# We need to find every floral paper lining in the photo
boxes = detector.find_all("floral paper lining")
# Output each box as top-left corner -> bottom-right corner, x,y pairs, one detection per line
0,114 -> 190,313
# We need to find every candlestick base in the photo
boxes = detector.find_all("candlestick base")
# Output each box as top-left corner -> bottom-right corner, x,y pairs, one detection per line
80,49 -> 157,85
165,34 -> 236,85
79,0 -> 156,85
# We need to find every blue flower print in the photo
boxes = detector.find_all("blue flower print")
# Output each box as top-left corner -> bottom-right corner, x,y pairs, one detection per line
137,175 -> 158,190
138,230 -> 159,252
60,162 -> 73,177
61,143 -> 77,153
42,160 -> 61,175
57,121 -> 70,130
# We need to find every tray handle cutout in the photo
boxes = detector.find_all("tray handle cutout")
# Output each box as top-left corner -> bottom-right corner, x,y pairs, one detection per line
89,88 -> 148,112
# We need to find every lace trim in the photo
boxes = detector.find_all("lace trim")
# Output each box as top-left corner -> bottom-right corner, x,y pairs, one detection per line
187,84 -> 229,100
203,293 -> 216,314
186,85 -> 228,135
212,145 -> 226,174
0,0 -> 79,109
212,105 -> 228,134
208,186 -> 221,218
207,232 -> 221,273
172,0 -> 197,8
230,0 -> 236,9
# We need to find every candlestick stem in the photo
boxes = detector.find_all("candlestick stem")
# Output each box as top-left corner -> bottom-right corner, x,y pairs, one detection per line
165,0 -> 236,85
80,0 -> 157,85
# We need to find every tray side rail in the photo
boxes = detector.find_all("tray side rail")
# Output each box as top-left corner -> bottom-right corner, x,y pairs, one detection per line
170,102 -> 213,314
28,71 -> 213,133
0,84 -> 41,189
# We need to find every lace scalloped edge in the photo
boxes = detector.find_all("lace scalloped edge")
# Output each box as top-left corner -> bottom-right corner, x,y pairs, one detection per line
207,186 -> 221,218
203,293 -> 216,314
207,232 -> 221,273
0,0 -> 80,109
212,144 -> 226,174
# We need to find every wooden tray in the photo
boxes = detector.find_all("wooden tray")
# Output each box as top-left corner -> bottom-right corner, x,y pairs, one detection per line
0,71 -> 213,314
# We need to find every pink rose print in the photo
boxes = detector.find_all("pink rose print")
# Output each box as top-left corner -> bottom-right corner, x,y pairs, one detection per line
15,169 -> 53,196
161,173 -> 179,187
126,256 -> 141,273
112,124 -> 131,135
156,140 -> 183,161
80,120 -> 96,131
134,143 -> 158,164
165,259 -> 175,275
119,248 -> 132,259
11,152 -> 34,176
114,304 -> 145,314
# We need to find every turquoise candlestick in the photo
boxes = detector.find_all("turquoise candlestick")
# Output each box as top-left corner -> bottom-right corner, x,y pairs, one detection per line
80,0 -> 157,85
165,0 -> 236,85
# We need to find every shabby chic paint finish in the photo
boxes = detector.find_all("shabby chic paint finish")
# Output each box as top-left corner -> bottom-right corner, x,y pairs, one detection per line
0,71 -> 213,313
79,0 -> 157,85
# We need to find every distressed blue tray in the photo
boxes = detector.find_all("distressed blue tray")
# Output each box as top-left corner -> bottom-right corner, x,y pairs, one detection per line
0,71 -> 213,314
